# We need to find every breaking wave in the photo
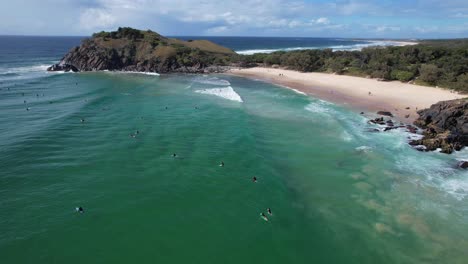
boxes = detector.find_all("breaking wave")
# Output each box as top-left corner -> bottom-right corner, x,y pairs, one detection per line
195,86 -> 243,102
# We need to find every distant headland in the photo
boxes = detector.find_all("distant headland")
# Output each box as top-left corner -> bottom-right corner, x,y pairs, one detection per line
47,27 -> 237,74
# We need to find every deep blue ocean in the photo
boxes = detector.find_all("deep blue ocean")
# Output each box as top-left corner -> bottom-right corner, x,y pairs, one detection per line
1,36 -> 468,264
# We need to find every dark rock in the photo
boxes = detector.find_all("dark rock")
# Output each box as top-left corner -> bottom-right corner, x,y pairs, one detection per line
47,63 -> 78,72
458,160 -> 468,169
377,111 -> 393,117
410,99 -> 468,154
406,125 -> 418,133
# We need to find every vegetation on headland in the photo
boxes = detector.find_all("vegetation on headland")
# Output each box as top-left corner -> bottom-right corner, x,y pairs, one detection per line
234,40 -> 468,92
51,27 -> 235,73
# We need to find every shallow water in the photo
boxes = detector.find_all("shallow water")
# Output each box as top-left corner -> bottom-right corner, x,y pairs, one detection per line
1,37 -> 468,264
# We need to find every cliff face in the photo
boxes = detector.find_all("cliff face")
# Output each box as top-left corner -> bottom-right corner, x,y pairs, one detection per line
48,27 -> 236,73
410,98 -> 468,153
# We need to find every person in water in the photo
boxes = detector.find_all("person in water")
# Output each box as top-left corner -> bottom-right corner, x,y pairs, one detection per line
267,208 -> 272,215
172,153 -> 177,158
76,207 -> 84,213
219,161 -> 224,167
252,176 -> 257,183
80,118 -> 85,123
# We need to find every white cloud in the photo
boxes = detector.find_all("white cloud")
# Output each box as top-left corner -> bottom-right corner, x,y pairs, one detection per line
79,8 -> 116,30
375,26 -> 400,33
316,17 -> 330,25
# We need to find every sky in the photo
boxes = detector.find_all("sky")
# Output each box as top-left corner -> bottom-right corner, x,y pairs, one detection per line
0,0 -> 467,38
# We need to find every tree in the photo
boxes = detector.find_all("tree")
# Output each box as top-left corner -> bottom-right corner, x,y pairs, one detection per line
419,64 -> 441,84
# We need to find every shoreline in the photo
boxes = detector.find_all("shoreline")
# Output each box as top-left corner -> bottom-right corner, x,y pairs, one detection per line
227,67 -> 465,123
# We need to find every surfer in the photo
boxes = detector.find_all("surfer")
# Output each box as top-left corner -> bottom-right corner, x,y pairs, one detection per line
252,176 -> 257,183
260,212 -> 268,221
219,161 -> 224,167
267,208 -> 272,215
76,207 -> 84,213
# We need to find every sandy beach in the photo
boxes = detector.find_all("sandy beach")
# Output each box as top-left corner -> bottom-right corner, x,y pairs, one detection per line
228,67 -> 465,122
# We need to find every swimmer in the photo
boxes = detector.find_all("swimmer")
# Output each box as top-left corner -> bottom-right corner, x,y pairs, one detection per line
219,161 -> 224,167
26,107 -> 30,111
135,130 -> 139,135
24,100 -> 27,104
80,118 -> 85,123
260,212 -> 268,221
165,106 -> 168,110
267,208 -> 272,215
75,207 -> 84,213
252,176 -> 257,183
172,153 -> 177,158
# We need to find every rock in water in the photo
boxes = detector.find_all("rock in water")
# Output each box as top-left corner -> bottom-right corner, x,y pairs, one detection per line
458,160 -> 468,169
377,111 -> 394,117
410,99 -> 468,154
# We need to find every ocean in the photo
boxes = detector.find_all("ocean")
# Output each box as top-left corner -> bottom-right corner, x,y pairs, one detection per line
0,36 -> 467,263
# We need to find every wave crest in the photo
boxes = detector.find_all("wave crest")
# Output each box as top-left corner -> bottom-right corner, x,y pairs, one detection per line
195,86 -> 243,102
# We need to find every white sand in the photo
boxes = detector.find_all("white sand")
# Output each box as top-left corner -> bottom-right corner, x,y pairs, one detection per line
228,67 -> 465,122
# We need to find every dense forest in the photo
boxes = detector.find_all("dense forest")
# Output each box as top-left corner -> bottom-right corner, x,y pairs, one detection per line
231,40 -> 468,92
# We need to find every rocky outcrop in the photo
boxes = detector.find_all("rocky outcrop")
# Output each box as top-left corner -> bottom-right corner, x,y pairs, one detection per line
47,63 -> 78,72
377,111 -> 393,117
410,99 -> 468,154
458,160 -> 468,169
48,27 -> 236,74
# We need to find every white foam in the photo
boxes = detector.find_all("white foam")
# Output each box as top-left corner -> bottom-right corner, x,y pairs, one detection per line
304,100 -> 335,114
112,71 -> 160,76
355,146 -> 373,152
195,86 -> 243,102
194,77 -> 231,86
341,131 -> 354,142
290,88 -> 307,95
235,40 -> 415,55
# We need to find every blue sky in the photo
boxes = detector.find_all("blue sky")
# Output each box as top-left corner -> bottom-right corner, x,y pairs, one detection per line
0,0 -> 467,38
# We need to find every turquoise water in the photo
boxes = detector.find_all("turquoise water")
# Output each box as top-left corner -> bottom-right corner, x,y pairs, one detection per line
1,71 -> 468,263
1,36 -> 468,263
